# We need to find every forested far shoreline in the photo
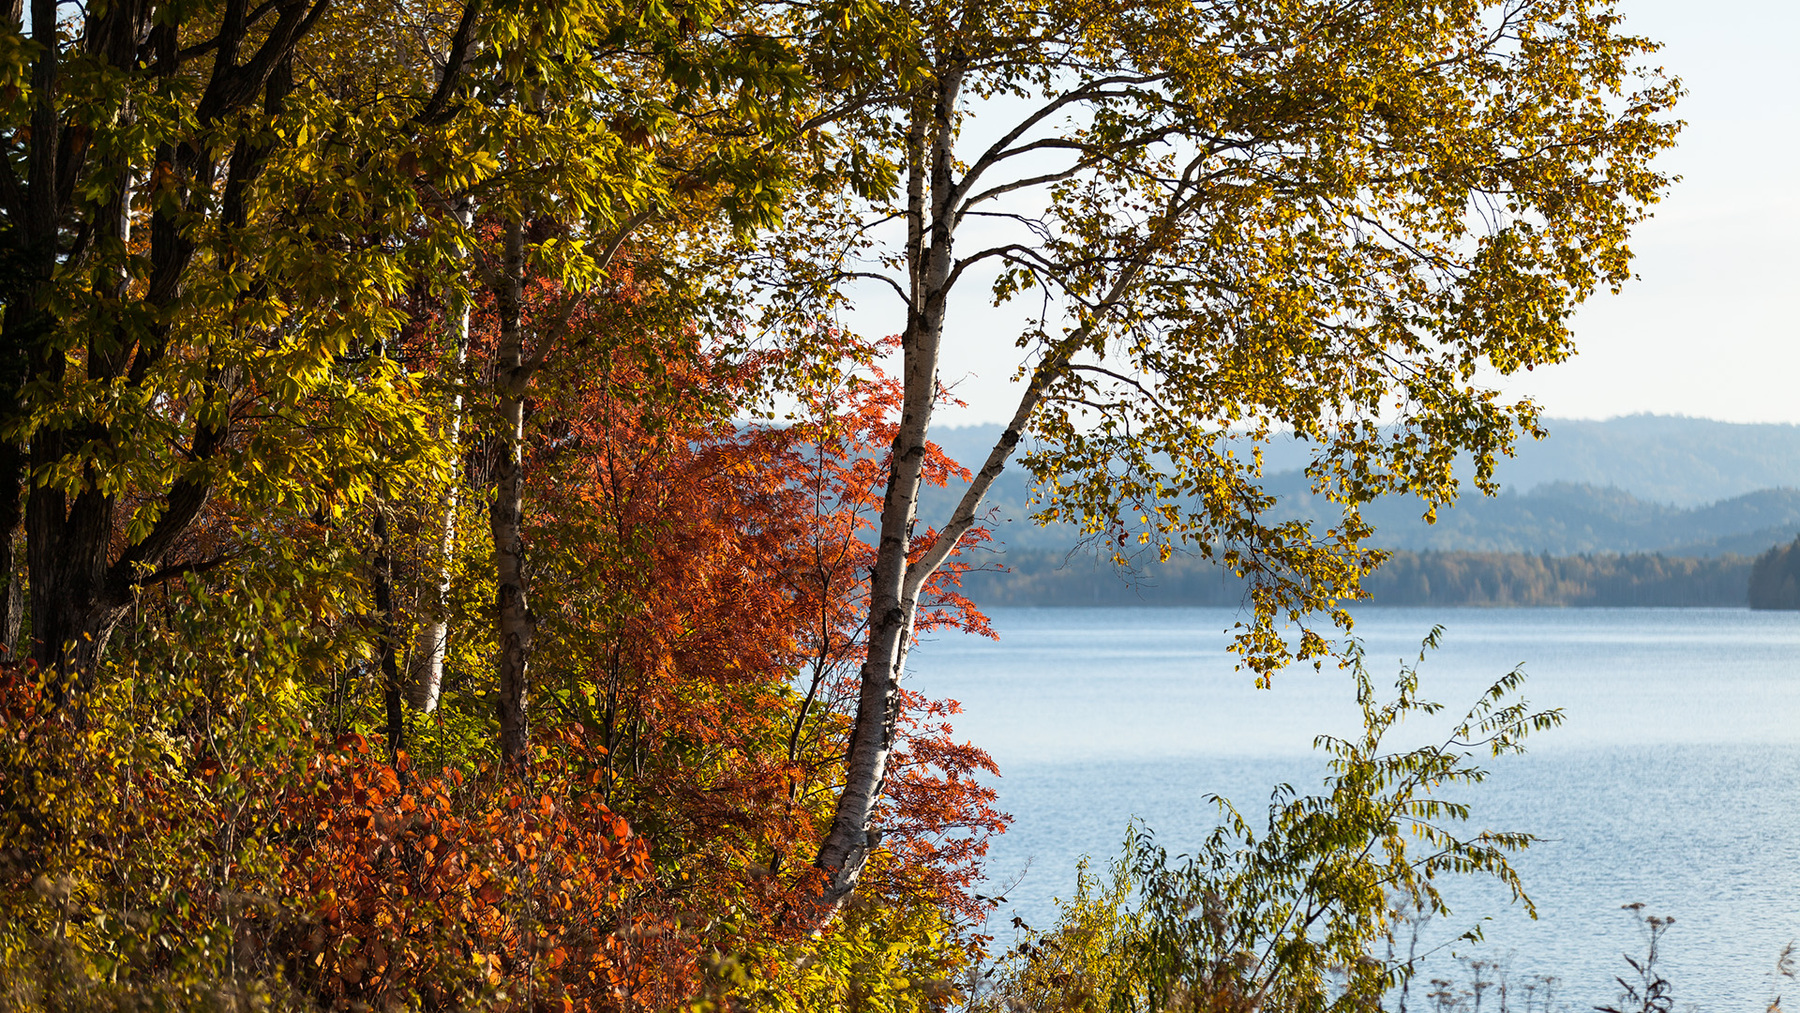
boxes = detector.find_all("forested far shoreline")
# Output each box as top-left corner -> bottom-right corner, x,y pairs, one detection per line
961,549 -> 1766,608
1750,537 -> 1800,609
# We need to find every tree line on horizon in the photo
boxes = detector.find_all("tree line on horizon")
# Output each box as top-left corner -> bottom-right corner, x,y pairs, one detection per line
928,414 -> 1800,514
1750,537 -> 1800,610
0,0 -> 1681,1007
923,446 -> 1800,560
961,546 -> 1773,609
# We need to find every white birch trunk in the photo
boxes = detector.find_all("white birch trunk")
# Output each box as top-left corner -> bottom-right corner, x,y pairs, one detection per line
810,67 -> 964,913
408,202 -> 473,713
804,61 -> 1154,928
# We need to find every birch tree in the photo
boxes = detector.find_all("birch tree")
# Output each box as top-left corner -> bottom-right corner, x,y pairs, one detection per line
768,0 -> 1681,918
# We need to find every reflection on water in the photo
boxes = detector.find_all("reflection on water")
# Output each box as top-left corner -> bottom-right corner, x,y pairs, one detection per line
908,607 -> 1800,1009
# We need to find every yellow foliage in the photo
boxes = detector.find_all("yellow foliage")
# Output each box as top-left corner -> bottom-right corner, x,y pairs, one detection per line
744,876 -> 972,1013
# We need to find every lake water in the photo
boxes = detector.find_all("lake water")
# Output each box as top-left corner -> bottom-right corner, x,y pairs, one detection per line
907,607 -> 1800,1010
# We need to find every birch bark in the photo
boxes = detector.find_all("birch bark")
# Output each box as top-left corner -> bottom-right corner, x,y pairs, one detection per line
408,201 -> 474,712
805,57 -> 1167,921
811,65 -> 964,908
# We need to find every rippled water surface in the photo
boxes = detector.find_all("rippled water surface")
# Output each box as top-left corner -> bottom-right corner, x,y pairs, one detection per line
907,607 -> 1800,1010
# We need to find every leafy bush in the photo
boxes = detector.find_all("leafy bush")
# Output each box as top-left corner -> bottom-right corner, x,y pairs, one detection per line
979,631 -> 1560,1013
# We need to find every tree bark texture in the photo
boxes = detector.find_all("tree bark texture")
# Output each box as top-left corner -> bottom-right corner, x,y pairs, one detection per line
804,58 -> 1155,927
811,67 -> 964,912
4,0 -> 315,683
0,403 -> 24,659
492,218 -> 535,767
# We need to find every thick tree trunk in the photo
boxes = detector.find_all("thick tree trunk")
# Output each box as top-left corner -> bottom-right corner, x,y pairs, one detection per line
1,0 -> 326,688
492,218 -> 535,767
21,13 -> 153,677
25,485 -> 130,677
408,203 -> 474,712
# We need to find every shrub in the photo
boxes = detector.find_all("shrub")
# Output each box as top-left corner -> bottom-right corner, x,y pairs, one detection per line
978,630 -> 1560,1013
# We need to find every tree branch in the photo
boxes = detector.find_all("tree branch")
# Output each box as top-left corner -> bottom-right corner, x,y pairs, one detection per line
134,552 -> 238,587
413,0 -> 485,127
953,74 -> 1168,202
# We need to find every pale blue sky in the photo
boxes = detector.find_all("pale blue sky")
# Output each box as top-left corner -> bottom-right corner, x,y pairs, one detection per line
1495,0 -> 1800,424
914,0 -> 1800,427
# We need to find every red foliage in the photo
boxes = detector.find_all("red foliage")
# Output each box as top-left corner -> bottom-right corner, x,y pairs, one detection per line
516,290 -> 1009,958
0,256 -> 1017,1011
282,731 -> 664,1010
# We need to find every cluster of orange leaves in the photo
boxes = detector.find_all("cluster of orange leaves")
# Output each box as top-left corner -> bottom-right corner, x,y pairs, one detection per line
0,665 -> 708,1011
0,261 -> 1011,1010
283,731 -> 680,1011
522,315 -> 1007,936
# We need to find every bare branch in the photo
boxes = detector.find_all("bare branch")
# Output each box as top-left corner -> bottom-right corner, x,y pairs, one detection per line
954,74 -> 1170,200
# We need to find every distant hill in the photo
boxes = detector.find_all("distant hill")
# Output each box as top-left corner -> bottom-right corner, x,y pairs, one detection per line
1267,479 -> 1800,557
927,415 -> 1800,606
929,414 -> 1800,508
1485,416 -> 1800,507
923,417 -> 1800,559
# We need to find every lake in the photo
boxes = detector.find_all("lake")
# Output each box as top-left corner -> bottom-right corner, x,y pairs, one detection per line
907,606 -> 1800,1010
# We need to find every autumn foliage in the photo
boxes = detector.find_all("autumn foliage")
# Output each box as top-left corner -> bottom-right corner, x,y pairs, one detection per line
0,0 -> 1678,1003
0,272 -> 1004,1010
511,293 -> 1008,988
284,735 -> 657,1010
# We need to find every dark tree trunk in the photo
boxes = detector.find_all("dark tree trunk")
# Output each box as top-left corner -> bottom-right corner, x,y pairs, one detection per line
2,0 -> 318,687
492,218 -> 535,768
25,477 -> 131,678
373,508 -> 405,757
0,341 -> 28,661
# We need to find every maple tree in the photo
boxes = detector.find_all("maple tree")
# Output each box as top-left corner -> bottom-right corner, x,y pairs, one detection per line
0,304 -> 1006,1007
403,0 -> 859,763
515,303 -> 1006,965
